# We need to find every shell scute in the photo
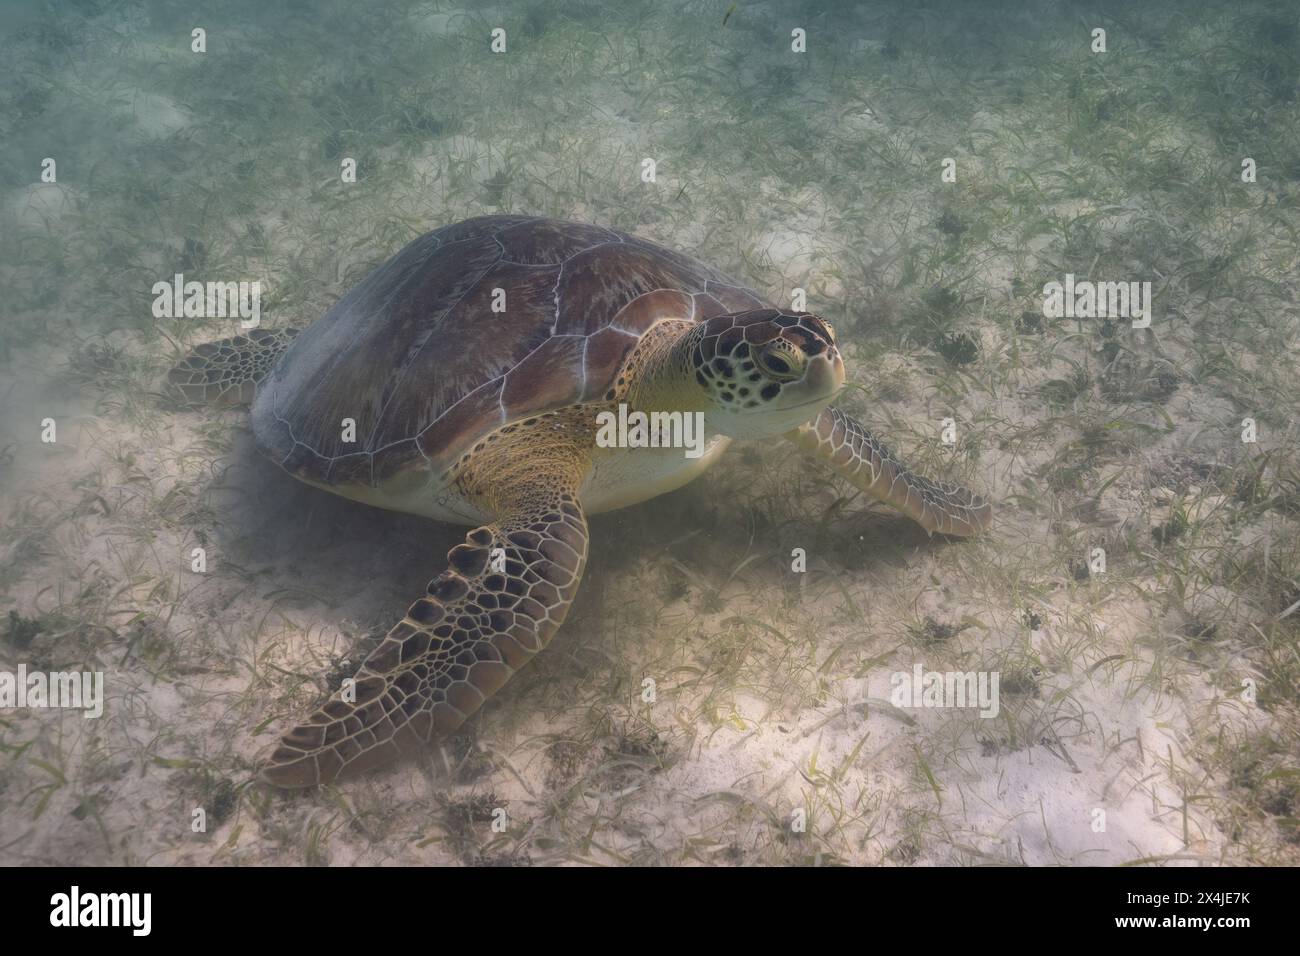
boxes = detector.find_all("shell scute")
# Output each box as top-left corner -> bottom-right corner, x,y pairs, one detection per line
251,216 -> 769,483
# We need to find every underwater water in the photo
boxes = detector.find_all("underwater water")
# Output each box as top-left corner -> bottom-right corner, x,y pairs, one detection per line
0,0 -> 1298,871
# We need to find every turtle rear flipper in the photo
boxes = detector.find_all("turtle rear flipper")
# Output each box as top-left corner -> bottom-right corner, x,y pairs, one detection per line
788,405 -> 992,536
166,327 -> 298,406
262,428 -> 591,788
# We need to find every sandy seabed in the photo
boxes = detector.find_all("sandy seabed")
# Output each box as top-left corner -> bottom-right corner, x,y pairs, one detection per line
1,0 -> 1298,865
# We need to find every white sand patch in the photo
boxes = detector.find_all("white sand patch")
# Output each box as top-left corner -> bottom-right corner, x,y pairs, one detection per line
8,183 -> 79,229
939,679 -> 1218,864
743,181 -> 843,304
839,105 -> 888,135
409,8 -> 463,38
120,37 -> 188,65
126,91 -> 193,137
1,0 -> 1296,869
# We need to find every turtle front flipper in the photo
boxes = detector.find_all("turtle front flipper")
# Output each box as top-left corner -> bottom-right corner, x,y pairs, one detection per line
262,454 -> 590,788
786,405 -> 992,536
166,327 -> 299,406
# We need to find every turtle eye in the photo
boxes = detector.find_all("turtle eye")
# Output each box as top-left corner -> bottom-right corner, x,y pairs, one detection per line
757,344 -> 804,381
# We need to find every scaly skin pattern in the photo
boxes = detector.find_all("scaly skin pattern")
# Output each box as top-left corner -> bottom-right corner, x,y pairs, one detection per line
259,324 -> 711,787
168,308 -> 990,786
166,328 -> 299,406
262,406 -> 594,787
612,318 -> 702,409
786,405 -> 993,536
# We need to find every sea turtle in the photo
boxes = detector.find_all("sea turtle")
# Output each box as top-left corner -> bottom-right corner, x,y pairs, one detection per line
167,215 -> 992,787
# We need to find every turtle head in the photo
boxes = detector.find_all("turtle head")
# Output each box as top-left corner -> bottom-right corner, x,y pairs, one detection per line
691,310 -> 844,437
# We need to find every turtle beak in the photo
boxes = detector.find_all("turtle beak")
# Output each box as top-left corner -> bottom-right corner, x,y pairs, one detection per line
806,349 -> 845,396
